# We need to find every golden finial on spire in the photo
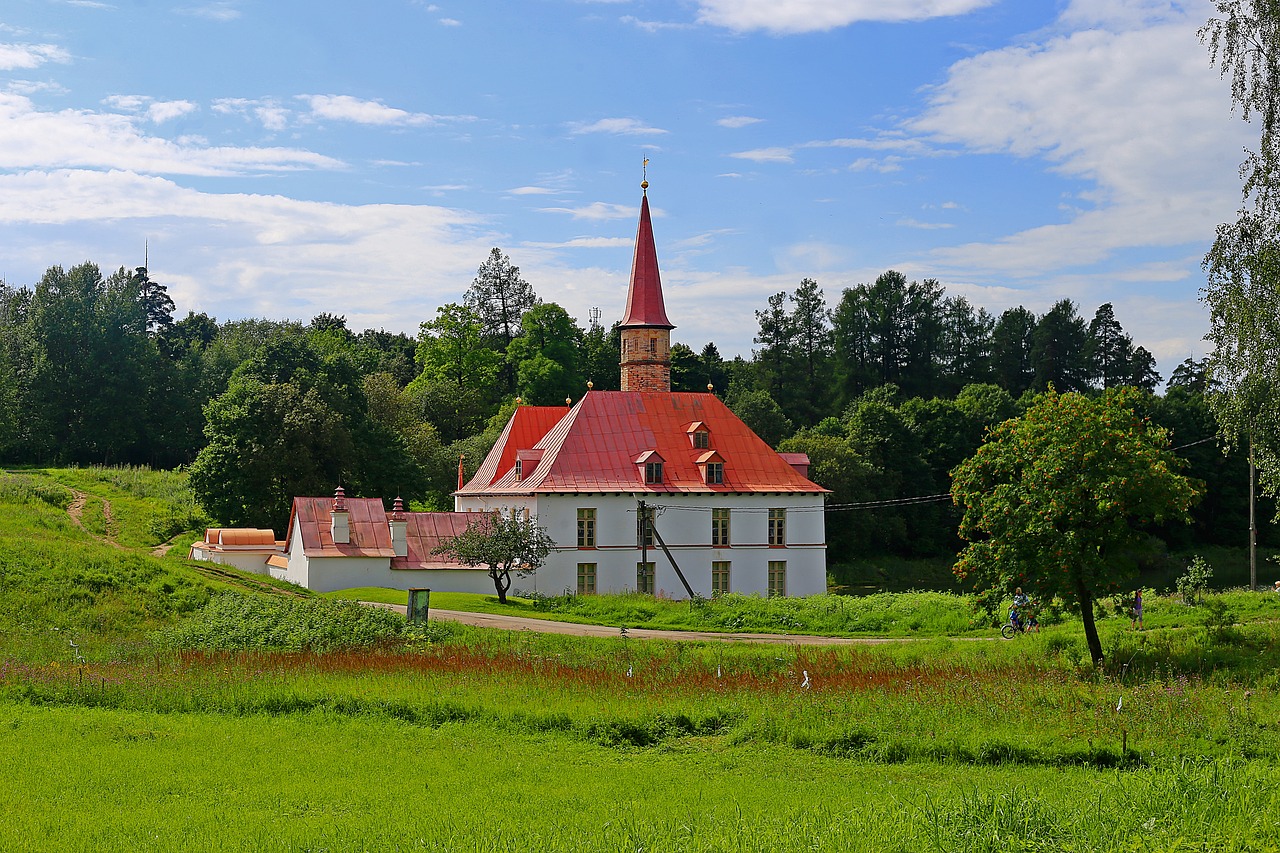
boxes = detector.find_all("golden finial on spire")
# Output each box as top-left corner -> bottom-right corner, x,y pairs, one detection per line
641,158 -> 649,192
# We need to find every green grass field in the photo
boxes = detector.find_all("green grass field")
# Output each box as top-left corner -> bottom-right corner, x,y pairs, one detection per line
4,466 -> 1280,851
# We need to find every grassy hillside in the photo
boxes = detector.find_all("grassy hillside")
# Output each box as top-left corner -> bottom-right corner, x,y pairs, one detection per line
0,468 -> 304,661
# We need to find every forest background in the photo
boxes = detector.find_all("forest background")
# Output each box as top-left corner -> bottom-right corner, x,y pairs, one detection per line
0,250 -> 1266,590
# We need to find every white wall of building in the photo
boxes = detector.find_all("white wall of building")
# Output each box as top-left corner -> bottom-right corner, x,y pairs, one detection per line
456,492 -> 827,599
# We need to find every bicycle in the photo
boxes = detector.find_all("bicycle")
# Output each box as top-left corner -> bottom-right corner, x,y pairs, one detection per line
1001,609 -> 1037,639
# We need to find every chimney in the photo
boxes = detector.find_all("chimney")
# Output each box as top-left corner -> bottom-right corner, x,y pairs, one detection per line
389,496 -> 408,558
330,486 -> 350,545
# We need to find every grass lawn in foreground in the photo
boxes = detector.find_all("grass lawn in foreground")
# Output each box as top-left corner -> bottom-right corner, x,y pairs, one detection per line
2,702 -> 1277,852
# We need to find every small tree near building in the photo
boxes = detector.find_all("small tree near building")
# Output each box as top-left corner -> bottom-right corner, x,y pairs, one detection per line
950,389 -> 1200,666
433,511 -> 555,604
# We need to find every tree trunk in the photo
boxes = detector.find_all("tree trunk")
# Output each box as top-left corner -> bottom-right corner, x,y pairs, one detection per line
492,568 -> 510,604
1077,581 -> 1103,667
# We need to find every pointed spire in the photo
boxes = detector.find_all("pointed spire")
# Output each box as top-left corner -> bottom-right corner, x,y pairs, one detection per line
619,190 -> 674,330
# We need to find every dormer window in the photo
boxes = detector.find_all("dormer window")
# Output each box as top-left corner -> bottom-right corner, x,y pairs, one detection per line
515,449 -> 544,481
635,450 -> 665,485
687,422 -> 711,450
696,450 -> 725,485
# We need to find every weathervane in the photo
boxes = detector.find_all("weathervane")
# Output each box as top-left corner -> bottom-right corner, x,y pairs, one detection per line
642,157 -> 649,192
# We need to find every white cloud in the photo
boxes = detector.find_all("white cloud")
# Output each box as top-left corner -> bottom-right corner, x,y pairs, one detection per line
696,0 -> 999,34
105,95 -> 198,123
717,115 -> 763,128
0,42 -> 71,71
178,2 -> 241,22
439,17 -> 462,26
302,95 -> 439,127
0,169 -> 493,331
212,98 -> 292,131
621,15 -> 693,32
0,93 -> 340,176
729,146 -> 793,163
802,135 -> 932,154
522,236 -> 633,249
905,0 -> 1247,279
568,117 -> 668,135
897,218 -> 954,230
148,100 -> 198,123
538,202 -> 638,220
848,156 -> 904,172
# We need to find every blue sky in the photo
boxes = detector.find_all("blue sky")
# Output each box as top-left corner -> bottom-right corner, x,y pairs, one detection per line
0,0 -> 1250,381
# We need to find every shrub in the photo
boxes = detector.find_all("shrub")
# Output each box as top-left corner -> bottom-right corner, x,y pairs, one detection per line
158,593 -> 406,653
1177,555 -> 1214,605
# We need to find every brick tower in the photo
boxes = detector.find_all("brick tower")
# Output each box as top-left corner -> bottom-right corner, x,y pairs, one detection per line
619,182 -> 675,392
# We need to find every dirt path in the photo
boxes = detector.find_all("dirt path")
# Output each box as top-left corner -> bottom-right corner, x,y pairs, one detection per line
67,491 -> 86,526
64,489 -> 125,550
367,603 -> 911,645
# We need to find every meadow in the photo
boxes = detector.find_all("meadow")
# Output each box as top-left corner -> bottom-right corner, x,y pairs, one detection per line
2,467 -> 1280,850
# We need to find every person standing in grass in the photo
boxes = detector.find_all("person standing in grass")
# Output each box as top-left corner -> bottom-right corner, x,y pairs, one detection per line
1131,588 -> 1143,630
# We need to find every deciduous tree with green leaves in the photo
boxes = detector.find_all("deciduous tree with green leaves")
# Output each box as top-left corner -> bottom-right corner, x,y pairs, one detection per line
1201,2 -> 1280,519
950,389 -> 1200,666
432,511 -> 555,603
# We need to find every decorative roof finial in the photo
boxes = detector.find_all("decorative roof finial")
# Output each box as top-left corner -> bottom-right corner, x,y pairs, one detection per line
586,380 -> 594,390
641,157 -> 649,193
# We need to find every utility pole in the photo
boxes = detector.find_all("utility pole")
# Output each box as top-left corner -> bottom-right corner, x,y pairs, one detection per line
1250,436 -> 1257,591
636,499 -> 697,600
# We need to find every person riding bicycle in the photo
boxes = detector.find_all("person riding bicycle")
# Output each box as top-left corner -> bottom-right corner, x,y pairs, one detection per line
1010,587 -> 1039,634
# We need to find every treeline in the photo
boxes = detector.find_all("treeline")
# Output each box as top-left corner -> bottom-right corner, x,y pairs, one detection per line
0,254 -> 1268,560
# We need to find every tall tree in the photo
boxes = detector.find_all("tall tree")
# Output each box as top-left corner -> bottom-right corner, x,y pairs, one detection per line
1201,3 -> 1280,511
951,389 -> 1200,666
990,306 -> 1038,395
506,302 -> 584,404
788,278 -> 834,425
753,291 -> 799,409
131,266 -> 175,336
1030,299 -> 1089,393
465,248 -> 539,392
580,318 -> 621,391
1084,303 -> 1134,389
939,295 -> 994,393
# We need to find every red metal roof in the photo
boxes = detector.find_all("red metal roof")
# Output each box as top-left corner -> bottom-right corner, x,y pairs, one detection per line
462,405 -> 566,491
460,390 -> 828,496
395,511 -> 479,570
288,497 -> 396,558
285,497 -> 485,569
618,194 -> 674,330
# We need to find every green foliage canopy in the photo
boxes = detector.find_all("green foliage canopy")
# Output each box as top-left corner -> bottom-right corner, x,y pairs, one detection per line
432,511 -> 555,604
951,389 -> 1200,665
